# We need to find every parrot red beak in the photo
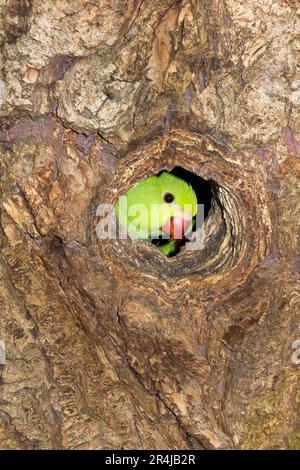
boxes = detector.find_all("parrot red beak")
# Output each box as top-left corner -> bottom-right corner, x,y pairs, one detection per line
161,214 -> 193,240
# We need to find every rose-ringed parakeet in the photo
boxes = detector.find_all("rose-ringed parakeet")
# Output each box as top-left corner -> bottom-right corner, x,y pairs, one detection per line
115,172 -> 197,256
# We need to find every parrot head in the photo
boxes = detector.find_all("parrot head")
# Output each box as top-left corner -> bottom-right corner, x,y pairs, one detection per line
115,171 -> 197,242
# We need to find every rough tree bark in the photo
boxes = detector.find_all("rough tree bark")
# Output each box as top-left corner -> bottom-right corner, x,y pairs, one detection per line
0,0 -> 299,450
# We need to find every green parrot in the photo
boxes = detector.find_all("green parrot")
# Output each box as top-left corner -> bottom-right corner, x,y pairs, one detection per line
115,172 -> 197,256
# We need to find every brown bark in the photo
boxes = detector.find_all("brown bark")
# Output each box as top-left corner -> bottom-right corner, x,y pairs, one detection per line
0,0 -> 299,450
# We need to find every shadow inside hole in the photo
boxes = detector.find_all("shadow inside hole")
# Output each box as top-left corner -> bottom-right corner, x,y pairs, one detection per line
170,166 -> 213,220
152,167 -> 213,257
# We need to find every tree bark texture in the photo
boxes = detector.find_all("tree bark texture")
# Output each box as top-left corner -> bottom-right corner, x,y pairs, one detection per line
0,0 -> 299,450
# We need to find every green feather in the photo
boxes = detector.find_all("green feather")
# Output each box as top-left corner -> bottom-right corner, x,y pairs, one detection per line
115,172 -> 197,255
157,240 -> 178,257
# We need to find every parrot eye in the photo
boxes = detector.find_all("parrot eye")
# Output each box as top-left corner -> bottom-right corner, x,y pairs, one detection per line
163,192 -> 175,204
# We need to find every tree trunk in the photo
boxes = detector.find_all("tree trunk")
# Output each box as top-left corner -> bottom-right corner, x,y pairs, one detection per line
0,0 -> 299,450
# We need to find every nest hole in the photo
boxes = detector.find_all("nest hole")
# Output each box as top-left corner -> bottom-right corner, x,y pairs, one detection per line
96,131 -> 259,283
